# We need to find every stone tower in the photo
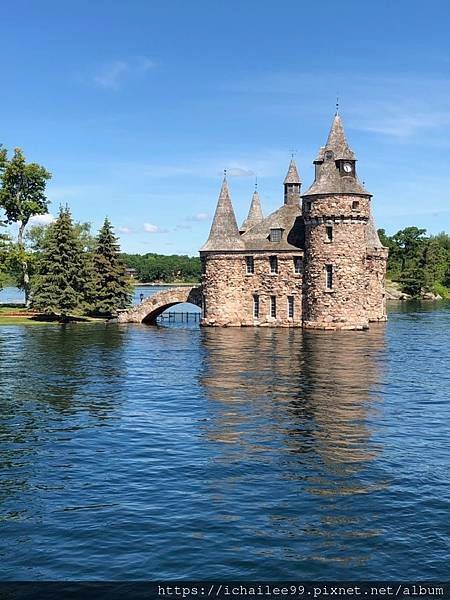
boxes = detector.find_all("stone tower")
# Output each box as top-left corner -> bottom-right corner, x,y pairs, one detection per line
284,158 -> 302,205
302,113 -> 386,329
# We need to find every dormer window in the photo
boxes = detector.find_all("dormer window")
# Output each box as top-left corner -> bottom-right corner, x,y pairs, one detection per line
270,228 -> 282,243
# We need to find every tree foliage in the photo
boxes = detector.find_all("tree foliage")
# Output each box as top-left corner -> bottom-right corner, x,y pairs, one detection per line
91,218 -> 132,315
0,147 -> 51,299
30,206 -> 92,319
121,253 -> 201,283
379,227 -> 450,298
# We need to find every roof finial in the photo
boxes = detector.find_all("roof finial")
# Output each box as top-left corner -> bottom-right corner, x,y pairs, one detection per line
255,175 -> 258,191
335,96 -> 339,116
223,168 -> 227,180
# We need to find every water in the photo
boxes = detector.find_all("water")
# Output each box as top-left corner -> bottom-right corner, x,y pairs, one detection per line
0,302 -> 449,580
0,285 -> 201,313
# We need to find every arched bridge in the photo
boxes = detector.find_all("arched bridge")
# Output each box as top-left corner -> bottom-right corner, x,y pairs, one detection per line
117,286 -> 203,324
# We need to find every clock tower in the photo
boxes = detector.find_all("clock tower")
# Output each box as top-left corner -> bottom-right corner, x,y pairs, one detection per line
302,113 -> 385,329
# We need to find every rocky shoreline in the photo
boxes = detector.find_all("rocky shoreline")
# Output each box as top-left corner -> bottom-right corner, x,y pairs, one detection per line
386,281 -> 442,301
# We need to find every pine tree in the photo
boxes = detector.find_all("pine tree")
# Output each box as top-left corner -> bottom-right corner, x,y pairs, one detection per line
91,218 -> 132,315
31,206 -> 91,319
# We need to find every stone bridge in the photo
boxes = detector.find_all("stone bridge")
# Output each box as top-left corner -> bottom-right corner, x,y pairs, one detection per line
117,286 -> 203,324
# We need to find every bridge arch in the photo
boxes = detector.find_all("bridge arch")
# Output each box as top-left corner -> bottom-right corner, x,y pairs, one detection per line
117,286 -> 203,324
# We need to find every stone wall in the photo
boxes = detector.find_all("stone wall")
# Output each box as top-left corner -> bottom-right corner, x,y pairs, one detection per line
201,251 -> 303,327
302,194 -> 371,330
365,248 -> 388,322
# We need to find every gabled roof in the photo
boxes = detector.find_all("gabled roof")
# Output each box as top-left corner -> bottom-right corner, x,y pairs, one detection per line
201,178 -> 245,251
240,190 -> 264,232
283,158 -> 301,184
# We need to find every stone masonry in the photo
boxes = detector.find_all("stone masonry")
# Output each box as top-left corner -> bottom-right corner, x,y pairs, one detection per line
119,113 -> 387,329
199,112 -> 388,330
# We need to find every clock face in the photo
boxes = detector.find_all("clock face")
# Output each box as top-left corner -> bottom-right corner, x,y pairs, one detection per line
343,162 -> 353,173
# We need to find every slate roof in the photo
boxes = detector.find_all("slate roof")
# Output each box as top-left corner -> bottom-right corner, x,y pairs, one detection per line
201,178 -> 245,251
304,114 -> 371,197
366,212 -> 384,248
283,158 -> 301,184
240,190 -> 264,232
241,203 -> 304,251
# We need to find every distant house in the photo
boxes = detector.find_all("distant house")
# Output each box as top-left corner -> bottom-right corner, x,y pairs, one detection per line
125,267 -> 138,278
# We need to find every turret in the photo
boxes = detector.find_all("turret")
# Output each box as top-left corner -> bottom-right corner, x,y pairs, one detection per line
240,186 -> 264,233
302,113 -> 383,330
201,176 -> 245,251
283,158 -> 301,206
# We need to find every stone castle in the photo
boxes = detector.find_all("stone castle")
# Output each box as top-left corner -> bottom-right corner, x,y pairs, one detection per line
200,113 -> 388,330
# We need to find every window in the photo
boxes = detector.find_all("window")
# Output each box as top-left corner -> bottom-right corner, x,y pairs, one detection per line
352,200 -> 360,210
293,256 -> 303,274
270,296 -> 276,318
325,225 -> 333,242
269,255 -> 278,274
270,228 -> 282,242
245,255 -> 254,274
287,296 -> 294,318
253,294 -> 260,318
305,201 -> 312,211
201,258 -> 206,275
325,264 -> 333,290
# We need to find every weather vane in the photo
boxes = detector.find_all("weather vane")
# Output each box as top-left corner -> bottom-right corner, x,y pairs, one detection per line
223,168 -> 227,179
336,96 -> 339,115
255,176 -> 258,191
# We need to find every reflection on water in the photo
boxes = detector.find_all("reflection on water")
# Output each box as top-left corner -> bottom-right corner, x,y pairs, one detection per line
0,304 -> 449,580
200,327 -> 387,570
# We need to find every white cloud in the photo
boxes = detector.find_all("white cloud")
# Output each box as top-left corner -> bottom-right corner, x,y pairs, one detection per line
29,213 -> 55,226
92,57 -> 157,90
187,212 -> 209,222
143,223 -> 167,233
118,226 -> 133,234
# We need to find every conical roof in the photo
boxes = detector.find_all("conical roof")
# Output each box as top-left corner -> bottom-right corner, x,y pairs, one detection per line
201,178 -> 245,251
240,190 -> 264,232
366,211 -> 384,248
284,158 -> 301,184
325,115 -> 356,160
303,113 -> 370,197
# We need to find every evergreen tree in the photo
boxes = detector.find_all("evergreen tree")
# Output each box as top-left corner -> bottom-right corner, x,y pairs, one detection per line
31,206 -> 92,319
91,218 -> 132,315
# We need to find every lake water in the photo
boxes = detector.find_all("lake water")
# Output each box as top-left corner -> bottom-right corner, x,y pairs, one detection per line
0,302 -> 449,580
0,285 -> 201,314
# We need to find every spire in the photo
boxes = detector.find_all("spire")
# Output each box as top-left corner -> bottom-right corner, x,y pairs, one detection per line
303,113 -> 370,197
283,157 -> 302,205
324,114 -> 356,160
201,177 -> 245,251
240,189 -> 264,232
283,158 -> 301,184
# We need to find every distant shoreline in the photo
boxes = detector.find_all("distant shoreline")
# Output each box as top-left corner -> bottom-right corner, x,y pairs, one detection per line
132,282 -> 198,287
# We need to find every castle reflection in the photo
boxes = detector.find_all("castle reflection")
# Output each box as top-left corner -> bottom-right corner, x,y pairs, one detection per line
199,325 -> 388,567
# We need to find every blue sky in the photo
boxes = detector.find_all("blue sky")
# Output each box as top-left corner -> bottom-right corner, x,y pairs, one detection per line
2,0 -> 450,255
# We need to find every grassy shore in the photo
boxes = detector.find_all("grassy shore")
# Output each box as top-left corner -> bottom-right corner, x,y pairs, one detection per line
0,306 -> 107,325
